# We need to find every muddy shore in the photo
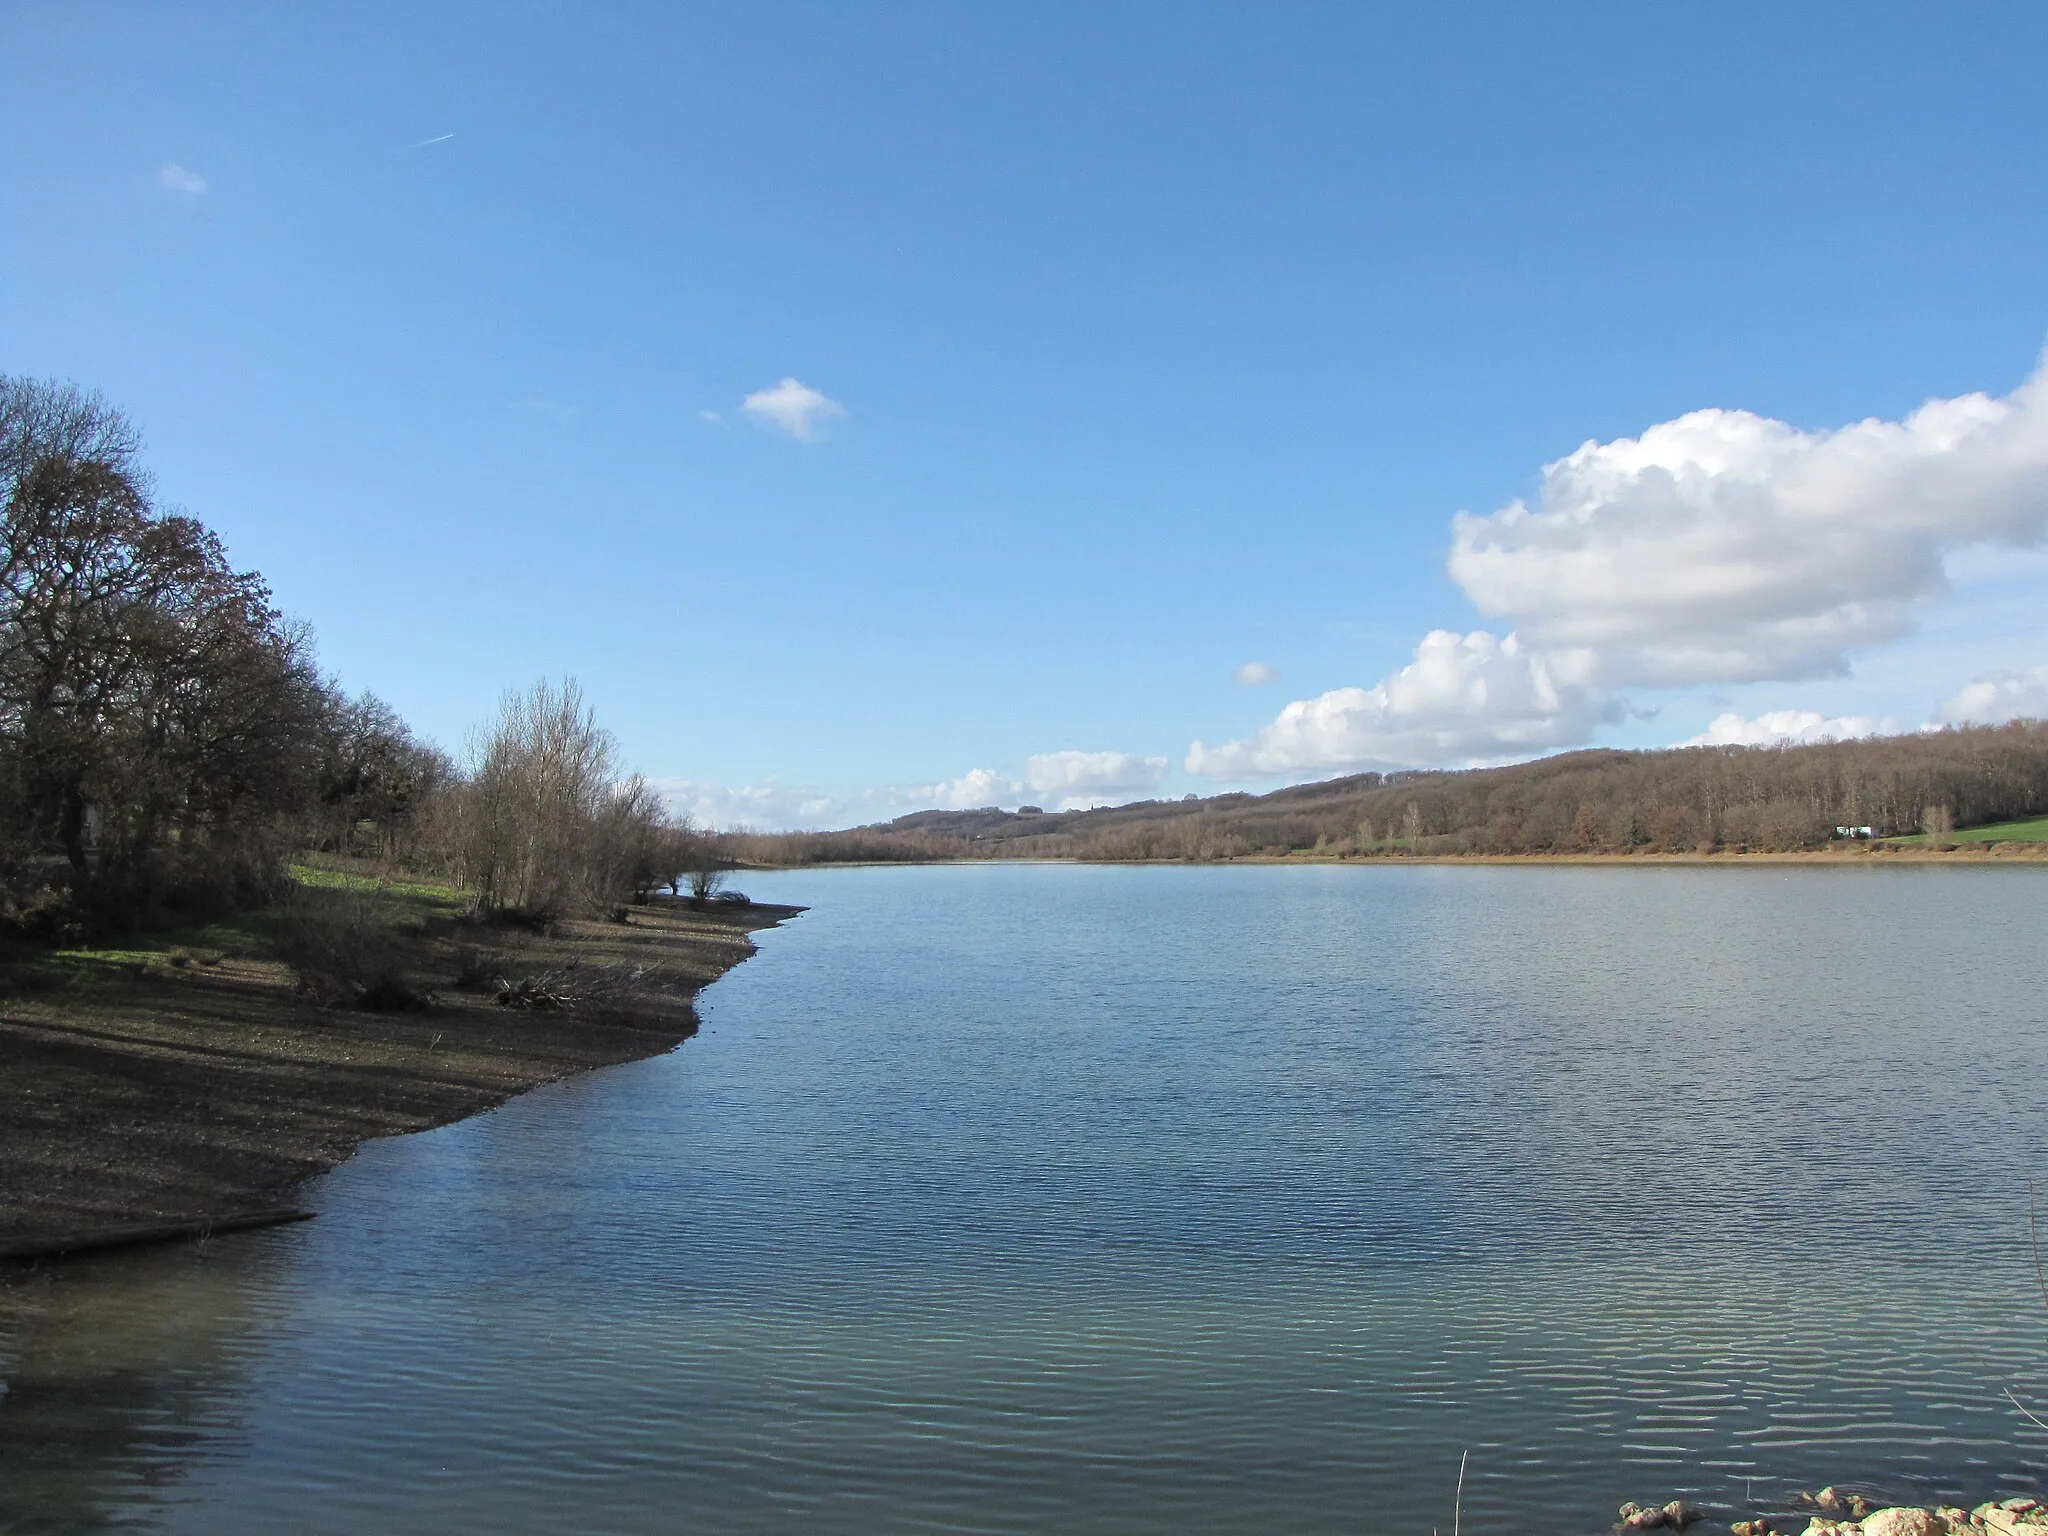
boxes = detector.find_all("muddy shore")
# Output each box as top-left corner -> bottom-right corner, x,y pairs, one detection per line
0,897 -> 800,1255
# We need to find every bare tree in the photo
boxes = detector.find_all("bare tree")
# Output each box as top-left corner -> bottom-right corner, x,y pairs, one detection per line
1,377 -> 326,919
316,690 -> 452,862
458,679 -> 681,918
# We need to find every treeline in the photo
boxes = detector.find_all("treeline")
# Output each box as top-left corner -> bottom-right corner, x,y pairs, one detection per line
0,377 -> 708,937
724,723 -> 2048,866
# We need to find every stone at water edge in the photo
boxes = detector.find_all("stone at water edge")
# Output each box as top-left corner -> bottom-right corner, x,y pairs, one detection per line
1861,1508 -> 1949,1536
1613,1497 -> 1703,1531
1732,1521 -> 1773,1536
1976,1500 -> 2048,1536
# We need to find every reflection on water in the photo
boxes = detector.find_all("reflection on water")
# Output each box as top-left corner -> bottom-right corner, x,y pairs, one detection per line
0,1230 -> 298,1532
4,864 -> 2048,1534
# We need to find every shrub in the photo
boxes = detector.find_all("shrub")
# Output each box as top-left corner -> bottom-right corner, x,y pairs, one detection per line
267,883 -> 427,1011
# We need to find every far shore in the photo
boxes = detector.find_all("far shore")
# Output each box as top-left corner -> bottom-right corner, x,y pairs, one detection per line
0,894 -> 800,1259
740,841 -> 2048,871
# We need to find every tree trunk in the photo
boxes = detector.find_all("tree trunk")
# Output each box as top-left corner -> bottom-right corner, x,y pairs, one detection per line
59,781 -> 89,877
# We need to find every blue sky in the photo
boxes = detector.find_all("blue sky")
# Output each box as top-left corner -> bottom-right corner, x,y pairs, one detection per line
6,4 -> 2048,827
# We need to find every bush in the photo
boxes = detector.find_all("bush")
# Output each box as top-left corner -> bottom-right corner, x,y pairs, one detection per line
267,883 -> 427,1011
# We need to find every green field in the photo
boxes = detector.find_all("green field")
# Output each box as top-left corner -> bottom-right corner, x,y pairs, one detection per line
1885,814 -> 2048,846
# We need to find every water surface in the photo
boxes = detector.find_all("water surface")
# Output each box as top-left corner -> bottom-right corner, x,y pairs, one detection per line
4,863 -> 2047,1533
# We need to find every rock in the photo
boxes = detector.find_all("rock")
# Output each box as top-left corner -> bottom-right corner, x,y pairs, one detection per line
1664,1501 -> 1703,1529
1818,1490 -> 1849,1514
1800,1519 -> 1862,1536
1861,1508 -> 1947,1536
1976,1504 -> 2048,1536
1732,1520 -> 1774,1536
1617,1504 -> 1668,1531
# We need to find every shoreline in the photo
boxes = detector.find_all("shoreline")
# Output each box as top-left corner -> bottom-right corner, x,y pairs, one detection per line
0,896 -> 801,1258
744,843 -> 2048,871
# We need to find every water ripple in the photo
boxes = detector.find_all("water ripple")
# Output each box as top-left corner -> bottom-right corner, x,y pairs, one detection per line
4,864 -> 2048,1533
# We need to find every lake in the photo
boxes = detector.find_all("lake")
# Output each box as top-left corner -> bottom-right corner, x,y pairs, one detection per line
4,863 -> 2047,1534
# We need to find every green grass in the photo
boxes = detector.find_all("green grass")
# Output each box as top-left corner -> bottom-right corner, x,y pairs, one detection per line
23,865 -> 467,986
1885,814 -> 2048,846
287,861 -> 469,913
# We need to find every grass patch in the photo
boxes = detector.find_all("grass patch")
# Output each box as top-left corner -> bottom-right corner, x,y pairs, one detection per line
1885,814 -> 2048,846
288,861 -> 468,912
32,934 -> 240,993
21,864 -> 467,993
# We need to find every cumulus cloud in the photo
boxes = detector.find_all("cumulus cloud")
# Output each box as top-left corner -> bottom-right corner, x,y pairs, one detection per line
908,767 -> 1019,811
157,164 -> 207,198
740,377 -> 845,441
1196,356 -> 2048,779
655,777 -> 855,832
1679,709 -> 1895,748
1024,750 -> 1169,811
1188,629 -> 1609,778
659,751 -> 1178,830
1232,662 -> 1279,686
662,767 -> 1040,831
1936,665 -> 2048,726
1450,364 -> 2048,687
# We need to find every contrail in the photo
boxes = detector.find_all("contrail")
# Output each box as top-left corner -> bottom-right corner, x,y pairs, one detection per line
410,133 -> 456,148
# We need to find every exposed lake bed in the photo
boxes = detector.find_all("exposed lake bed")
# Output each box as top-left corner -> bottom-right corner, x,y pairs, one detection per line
0,895 -> 798,1255
5,864 -> 2048,1534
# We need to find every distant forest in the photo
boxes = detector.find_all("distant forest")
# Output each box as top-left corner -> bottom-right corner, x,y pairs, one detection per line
722,723 -> 2048,865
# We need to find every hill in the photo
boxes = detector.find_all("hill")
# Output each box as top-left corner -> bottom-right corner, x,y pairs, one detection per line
720,722 -> 2048,865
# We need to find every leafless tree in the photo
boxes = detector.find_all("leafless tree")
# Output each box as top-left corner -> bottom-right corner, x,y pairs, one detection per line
1,377 -> 327,920
458,679 -> 681,917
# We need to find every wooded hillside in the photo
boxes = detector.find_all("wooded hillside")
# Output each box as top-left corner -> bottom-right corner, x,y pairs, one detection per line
722,722 -> 2048,865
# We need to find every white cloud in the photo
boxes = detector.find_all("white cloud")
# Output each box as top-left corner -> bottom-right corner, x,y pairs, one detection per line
699,409 -> 726,426
1449,361 -> 2048,687
1679,709 -> 1895,748
1197,356 -> 2048,779
1024,750 -> 1169,811
740,377 -> 845,441
908,767 -> 1019,811
1232,662 -> 1279,686
1935,665 -> 2048,726
1188,629 -> 1609,779
658,767 -> 1028,831
658,752 -> 1176,830
157,163 -> 207,198
655,777 -> 855,832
